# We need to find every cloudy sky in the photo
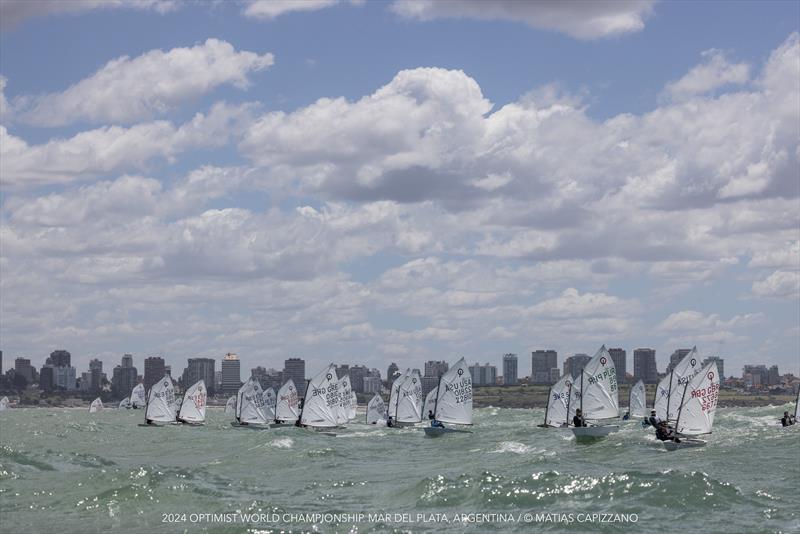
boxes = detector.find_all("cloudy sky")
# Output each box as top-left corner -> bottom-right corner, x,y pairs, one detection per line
1,0 -> 798,380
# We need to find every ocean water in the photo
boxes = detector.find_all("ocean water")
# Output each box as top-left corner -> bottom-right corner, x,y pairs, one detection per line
1,405 -> 798,533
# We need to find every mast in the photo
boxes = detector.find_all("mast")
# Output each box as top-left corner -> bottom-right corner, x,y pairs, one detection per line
543,383 -> 553,426
143,385 -> 149,423
297,379 -> 311,423
666,370 -> 674,420
564,380 -> 572,426
580,368 -> 584,415
673,381 -> 690,435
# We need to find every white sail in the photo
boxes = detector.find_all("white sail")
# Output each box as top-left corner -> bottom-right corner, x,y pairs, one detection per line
130,383 -> 146,408
544,374 -> 572,427
263,387 -> 277,420
666,347 -> 702,420
423,385 -> 439,420
119,397 -> 130,409
178,380 -> 207,423
236,378 -> 269,424
653,374 -> 670,420
366,394 -> 386,424
675,362 -> 720,436
349,391 -> 358,421
145,376 -> 176,422
434,357 -> 472,425
0,396 -> 9,411
395,369 -> 423,423
567,376 -> 581,423
275,380 -> 300,422
89,397 -> 103,413
336,375 -> 353,425
300,364 -> 340,428
224,396 -> 237,415
629,380 -> 647,418
388,369 -> 408,420
579,346 -> 619,421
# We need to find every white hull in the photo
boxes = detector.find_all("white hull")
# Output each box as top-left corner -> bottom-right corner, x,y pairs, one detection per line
571,425 -> 620,441
664,438 -> 707,451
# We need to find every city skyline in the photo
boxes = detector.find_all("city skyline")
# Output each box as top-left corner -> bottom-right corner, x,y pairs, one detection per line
1,2 -> 798,379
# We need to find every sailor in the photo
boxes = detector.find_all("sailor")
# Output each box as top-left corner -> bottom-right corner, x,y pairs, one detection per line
430,418 -> 445,428
655,421 -> 681,443
648,410 -> 661,428
428,409 -> 435,420
387,416 -> 394,428
622,411 -> 630,421
781,411 -> 795,426
145,418 -> 154,425
572,408 -> 586,427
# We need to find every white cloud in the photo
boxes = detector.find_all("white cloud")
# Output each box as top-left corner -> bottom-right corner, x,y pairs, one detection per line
390,0 -> 656,39
14,39 -> 272,126
242,0 -> 339,19
662,49 -> 750,101
0,0 -> 178,30
1,101 -> 256,187
657,310 -> 765,332
752,271 -> 800,299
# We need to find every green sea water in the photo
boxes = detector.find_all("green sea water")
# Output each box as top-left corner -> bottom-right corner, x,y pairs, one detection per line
0,405 -> 798,533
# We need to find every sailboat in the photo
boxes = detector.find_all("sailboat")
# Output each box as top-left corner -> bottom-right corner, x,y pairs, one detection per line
119,397 -> 131,409
539,374 -> 573,427
176,380 -> 207,425
392,369 -> 423,427
298,364 -> 340,434
387,369 -> 408,426
664,362 -> 720,450
654,347 -> 702,422
423,385 -> 438,421
335,375 -> 353,426
231,378 -> 270,428
263,386 -> 277,422
0,396 -> 9,411
272,380 -> 300,427
424,357 -> 472,436
130,383 -> 146,409
141,375 -> 176,426
627,379 -> 647,421
224,396 -> 237,415
366,394 -> 387,425
89,398 -> 103,413
571,346 -> 620,442
349,390 -> 358,422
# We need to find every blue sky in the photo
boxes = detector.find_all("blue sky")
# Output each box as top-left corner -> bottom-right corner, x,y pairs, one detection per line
0,0 -> 798,380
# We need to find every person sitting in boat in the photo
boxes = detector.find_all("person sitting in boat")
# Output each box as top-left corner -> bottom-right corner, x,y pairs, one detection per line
428,410 -> 435,420
648,410 -> 661,428
781,411 -> 795,426
145,418 -> 154,425
572,409 -> 586,427
655,421 -> 681,443
387,416 -> 394,428
622,411 -> 630,421
430,418 -> 445,428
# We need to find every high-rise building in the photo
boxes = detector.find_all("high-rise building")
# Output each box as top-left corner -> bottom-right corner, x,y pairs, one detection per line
363,376 -> 382,394
549,368 -> 561,383
182,357 -> 216,395
144,357 -> 166,392
335,364 -> 350,380
15,358 -> 34,382
633,348 -> 658,384
89,359 -> 103,393
121,354 -> 133,368
40,364 -> 55,391
424,360 -> 449,378
283,358 -> 306,397
164,365 -> 171,377
469,363 -> 497,387
214,370 -> 223,392
221,353 -> 241,396
562,354 -> 591,379
768,365 -> 780,386
666,349 -> 691,374
608,348 -> 627,383
349,365 -> 369,393
112,363 -> 138,399
54,366 -> 77,390
503,354 -> 518,385
251,366 -> 281,392
50,350 -> 71,368
702,356 -> 725,381
532,350 -> 558,384
80,372 -> 92,391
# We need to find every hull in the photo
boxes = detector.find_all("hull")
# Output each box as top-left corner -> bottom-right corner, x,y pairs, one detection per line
137,422 -> 167,427
664,438 -> 707,451
571,425 -> 620,442
230,422 -> 269,429
173,420 -> 205,426
423,427 -> 472,437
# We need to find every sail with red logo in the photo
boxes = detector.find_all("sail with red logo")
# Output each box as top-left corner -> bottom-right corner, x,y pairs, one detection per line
300,364 -> 340,428
571,346 -> 619,441
274,379 -> 299,424
675,362 -> 720,437
144,375 -> 176,424
177,380 -> 207,424
666,347 -> 703,421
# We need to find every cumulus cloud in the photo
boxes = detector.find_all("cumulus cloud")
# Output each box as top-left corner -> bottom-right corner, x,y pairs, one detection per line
662,49 -> 750,101
242,0 -> 339,19
13,39 -> 273,126
390,0 -> 656,39
0,0 -> 178,30
1,101 -> 257,187
751,271 -> 800,299
657,310 -> 765,332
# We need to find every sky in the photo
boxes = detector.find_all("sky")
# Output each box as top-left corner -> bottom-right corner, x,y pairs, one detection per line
0,0 -> 798,380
